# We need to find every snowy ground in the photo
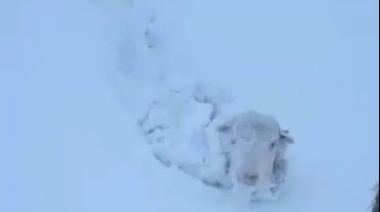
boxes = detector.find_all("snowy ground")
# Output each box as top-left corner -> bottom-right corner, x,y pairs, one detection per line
1,0 -> 378,211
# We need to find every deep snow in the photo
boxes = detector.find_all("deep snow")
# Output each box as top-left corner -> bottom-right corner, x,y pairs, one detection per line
1,0 -> 378,211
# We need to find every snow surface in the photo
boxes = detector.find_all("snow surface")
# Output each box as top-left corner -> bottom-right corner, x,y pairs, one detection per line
1,0 -> 378,211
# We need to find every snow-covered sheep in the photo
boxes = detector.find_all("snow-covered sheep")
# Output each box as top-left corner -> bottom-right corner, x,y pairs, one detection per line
210,110 -> 294,201
138,88 -> 294,202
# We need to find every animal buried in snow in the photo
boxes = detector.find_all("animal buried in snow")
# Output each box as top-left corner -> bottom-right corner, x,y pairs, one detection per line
213,110 -> 294,199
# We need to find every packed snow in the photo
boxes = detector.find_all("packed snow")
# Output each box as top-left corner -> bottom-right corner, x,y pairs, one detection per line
1,0 -> 378,211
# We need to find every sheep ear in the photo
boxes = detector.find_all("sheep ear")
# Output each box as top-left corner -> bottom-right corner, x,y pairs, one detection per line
280,130 -> 294,144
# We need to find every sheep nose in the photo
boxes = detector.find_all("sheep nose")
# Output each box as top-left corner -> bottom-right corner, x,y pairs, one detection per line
245,174 -> 259,185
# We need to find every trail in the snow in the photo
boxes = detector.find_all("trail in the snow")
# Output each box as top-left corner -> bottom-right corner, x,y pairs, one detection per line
112,0 -> 379,211
0,1 -> 237,212
1,0 -> 378,211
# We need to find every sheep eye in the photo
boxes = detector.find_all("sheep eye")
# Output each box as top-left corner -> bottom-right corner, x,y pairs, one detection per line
218,125 -> 231,132
269,142 -> 276,150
